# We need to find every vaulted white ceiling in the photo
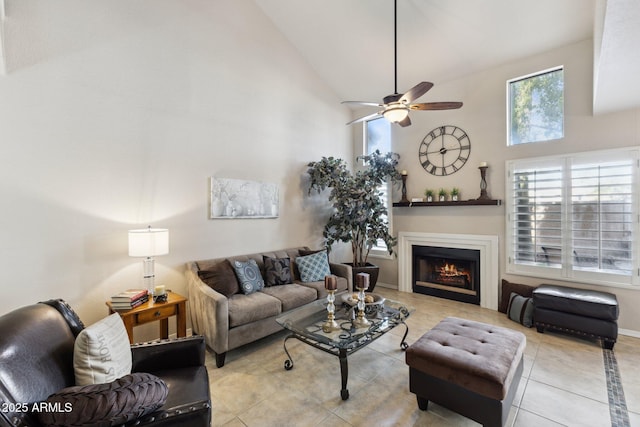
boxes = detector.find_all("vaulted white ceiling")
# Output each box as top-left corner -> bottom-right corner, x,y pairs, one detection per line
255,0 -> 640,115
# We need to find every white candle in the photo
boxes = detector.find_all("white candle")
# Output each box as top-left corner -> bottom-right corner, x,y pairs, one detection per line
479,162 -> 488,167
154,285 -> 166,296
401,170 -> 408,176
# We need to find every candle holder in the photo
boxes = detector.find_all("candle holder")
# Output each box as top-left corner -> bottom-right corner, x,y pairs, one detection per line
400,174 -> 410,203
477,166 -> 491,200
352,286 -> 370,328
322,289 -> 340,332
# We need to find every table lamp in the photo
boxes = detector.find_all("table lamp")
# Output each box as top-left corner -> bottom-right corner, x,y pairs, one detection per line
128,226 -> 169,295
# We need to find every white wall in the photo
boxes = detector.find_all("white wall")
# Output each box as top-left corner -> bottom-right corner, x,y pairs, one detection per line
0,0 -> 352,339
382,39 -> 640,332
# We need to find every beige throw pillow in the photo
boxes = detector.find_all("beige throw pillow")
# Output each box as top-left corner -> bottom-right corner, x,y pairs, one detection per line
73,313 -> 132,386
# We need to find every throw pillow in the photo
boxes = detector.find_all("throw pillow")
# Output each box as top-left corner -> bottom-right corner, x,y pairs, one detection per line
507,292 -> 534,328
74,313 -> 132,386
499,279 -> 536,313
198,260 -> 240,297
37,373 -> 168,427
296,250 -> 331,282
233,259 -> 265,295
263,256 -> 293,286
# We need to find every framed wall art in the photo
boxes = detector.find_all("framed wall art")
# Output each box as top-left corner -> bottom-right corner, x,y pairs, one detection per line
210,177 -> 279,219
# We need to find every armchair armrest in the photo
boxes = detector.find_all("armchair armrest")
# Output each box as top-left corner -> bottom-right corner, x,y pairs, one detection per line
131,335 -> 206,373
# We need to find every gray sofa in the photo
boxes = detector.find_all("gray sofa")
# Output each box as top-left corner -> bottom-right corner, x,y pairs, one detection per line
185,247 -> 350,367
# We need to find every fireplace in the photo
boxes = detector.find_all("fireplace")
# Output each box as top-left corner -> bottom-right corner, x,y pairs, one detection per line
398,232 -> 499,310
412,245 -> 480,305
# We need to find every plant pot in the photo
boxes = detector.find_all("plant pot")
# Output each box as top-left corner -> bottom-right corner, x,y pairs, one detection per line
345,262 -> 380,292
452,195 -> 458,201
426,196 -> 433,202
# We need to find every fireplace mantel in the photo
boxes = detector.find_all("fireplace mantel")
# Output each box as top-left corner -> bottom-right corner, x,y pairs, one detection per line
398,232 -> 499,310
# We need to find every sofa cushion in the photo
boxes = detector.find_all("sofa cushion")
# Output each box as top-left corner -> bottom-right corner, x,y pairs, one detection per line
233,259 -> 265,295
263,256 -> 293,286
74,313 -> 132,386
198,260 -> 240,297
296,251 -> 331,282
262,284 -> 317,311
37,373 -> 168,427
228,292 -> 282,328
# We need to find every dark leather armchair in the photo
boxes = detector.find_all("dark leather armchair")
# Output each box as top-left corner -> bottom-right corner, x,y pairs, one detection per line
0,299 -> 211,427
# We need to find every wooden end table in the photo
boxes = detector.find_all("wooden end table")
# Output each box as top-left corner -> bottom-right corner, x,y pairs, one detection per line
107,291 -> 187,343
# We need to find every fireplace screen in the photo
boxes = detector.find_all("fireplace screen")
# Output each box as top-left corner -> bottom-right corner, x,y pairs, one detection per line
412,245 -> 480,305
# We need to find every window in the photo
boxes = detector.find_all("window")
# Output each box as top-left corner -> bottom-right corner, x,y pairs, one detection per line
508,67 -> 564,145
364,117 -> 393,257
506,148 -> 639,287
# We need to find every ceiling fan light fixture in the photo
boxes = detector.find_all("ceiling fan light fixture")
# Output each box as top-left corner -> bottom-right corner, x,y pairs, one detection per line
382,105 -> 409,123
341,0 -> 462,127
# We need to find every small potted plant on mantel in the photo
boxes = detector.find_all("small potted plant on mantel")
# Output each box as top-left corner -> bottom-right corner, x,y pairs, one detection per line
438,188 -> 448,202
306,151 -> 401,292
451,187 -> 460,201
425,189 -> 434,202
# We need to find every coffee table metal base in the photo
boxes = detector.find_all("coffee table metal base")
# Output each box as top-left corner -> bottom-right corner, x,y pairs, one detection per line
282,322 -> 409,400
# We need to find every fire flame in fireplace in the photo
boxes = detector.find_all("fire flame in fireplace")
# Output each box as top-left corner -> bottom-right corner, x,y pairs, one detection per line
436,262 -> 471,285
441,263 -> 458,276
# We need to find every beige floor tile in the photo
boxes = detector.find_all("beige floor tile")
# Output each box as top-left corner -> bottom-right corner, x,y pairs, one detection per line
520,379 -> 611,426
529,343 -> 607,403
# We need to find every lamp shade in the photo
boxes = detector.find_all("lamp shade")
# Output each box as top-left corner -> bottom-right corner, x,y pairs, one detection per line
128,228 -> 169,257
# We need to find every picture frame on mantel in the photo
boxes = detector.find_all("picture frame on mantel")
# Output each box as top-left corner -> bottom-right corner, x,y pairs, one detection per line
210,177 -> 279,219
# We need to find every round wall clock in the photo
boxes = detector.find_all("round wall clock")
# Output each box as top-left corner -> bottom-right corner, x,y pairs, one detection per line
419,125 -> 471,176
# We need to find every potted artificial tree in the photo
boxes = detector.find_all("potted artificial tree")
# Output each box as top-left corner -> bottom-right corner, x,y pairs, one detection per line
438,188 -> 448,202
307,150 -> 401,292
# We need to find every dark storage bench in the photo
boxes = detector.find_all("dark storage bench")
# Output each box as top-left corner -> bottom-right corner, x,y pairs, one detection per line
533,284 -> 619,349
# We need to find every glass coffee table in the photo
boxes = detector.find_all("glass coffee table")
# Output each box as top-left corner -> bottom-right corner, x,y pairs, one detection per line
275,295 -> 413,400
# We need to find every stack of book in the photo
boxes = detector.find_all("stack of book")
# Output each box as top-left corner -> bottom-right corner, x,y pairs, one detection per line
110,289 -> 149,310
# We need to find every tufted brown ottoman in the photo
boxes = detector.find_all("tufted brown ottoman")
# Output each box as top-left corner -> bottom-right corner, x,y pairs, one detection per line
406,317 -> 526,427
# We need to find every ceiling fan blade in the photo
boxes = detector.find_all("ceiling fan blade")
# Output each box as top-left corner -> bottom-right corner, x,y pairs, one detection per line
341,101 -> 384,107
409,102 -> 463,111
346,112 -> 383,126
399,82 -> 434,104
398,116 -> 412,127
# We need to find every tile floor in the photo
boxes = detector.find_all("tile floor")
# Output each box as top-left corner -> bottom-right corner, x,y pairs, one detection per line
206,287 -> 640,426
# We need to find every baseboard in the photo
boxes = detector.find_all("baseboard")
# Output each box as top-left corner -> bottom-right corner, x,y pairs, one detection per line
619,328 -> 640,339
375,282 -> 396,290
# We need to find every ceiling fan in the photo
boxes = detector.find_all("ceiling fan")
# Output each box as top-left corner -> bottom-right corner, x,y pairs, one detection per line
342,0 -> 463,127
